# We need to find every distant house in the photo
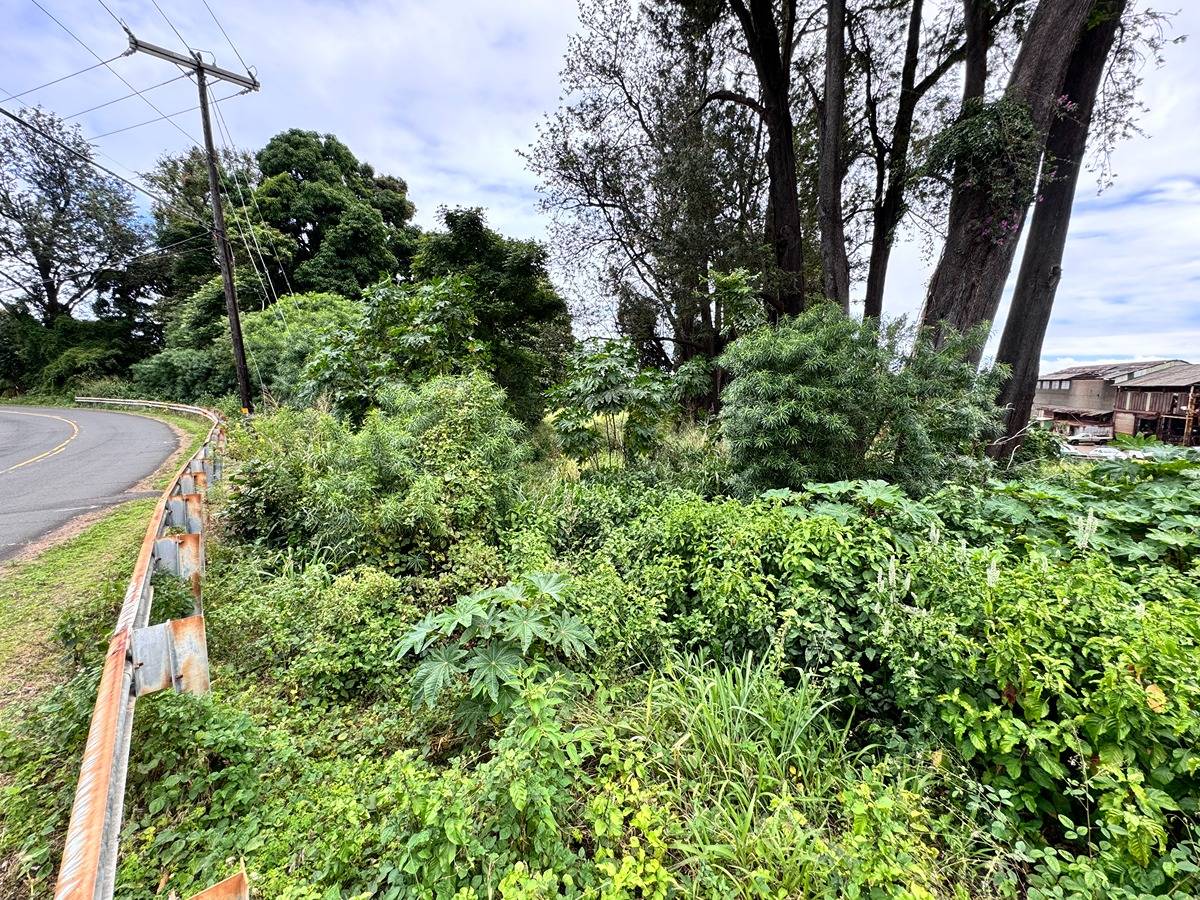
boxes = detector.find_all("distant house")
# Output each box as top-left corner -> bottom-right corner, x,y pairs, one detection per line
1032,360 -> 1188,440
1114,364 -> 1200,445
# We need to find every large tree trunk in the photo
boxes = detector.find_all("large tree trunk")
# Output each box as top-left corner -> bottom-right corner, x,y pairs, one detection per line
862,0 -> 924,319
990,0 -> 1125,458
962,0 -> 989,102
920,0 -> 1095,363
729,0 -> 807,315
817,0 -> 850,311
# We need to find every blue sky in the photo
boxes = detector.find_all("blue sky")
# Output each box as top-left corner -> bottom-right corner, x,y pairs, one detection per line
1,0 -> 1195,374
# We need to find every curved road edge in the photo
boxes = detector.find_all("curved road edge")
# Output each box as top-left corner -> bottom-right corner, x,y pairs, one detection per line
0,406 -> 182,564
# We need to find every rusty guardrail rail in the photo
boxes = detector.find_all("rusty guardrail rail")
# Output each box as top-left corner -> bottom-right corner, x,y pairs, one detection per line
54,398 -> 247,900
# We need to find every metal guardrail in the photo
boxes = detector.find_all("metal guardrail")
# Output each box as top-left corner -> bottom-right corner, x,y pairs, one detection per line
54,399 -> 247,900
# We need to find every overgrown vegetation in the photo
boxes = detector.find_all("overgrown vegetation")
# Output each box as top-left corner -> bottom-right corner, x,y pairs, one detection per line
0,11 -> 1191,892
3,346 -> 1199,897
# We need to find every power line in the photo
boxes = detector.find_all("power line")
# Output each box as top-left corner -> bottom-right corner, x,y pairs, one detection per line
150,0 -> 190,52
212,106 -> 282,312
202,0 -> 250,76
0,104 -> 207,227
55,231 -> 212,281
29,0 -> 203,148
96,0 -> 124,27
86,88 -> 243,140
0,54 -> 127,103
65,72 -> 188,119
214,100 -> 295,296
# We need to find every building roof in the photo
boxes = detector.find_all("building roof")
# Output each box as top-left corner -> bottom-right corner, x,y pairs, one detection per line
1036,405 -> 1113,418
1121,364 -> 1200,389
1039,359 -> 1187,381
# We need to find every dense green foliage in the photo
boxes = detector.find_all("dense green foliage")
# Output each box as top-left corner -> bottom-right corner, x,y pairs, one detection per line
550,339 -> 674,465
719,305 -> 1003,494
2,98 -> 1194,900
4,361 -> 1200,897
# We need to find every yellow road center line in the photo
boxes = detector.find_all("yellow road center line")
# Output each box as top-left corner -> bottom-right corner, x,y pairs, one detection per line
0,410 -> 81,474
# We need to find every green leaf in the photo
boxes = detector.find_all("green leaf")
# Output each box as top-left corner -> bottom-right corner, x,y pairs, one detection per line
543,610 -> 596,659
466,642 -> 521,702
397,612 -> 440,658
499,606 -> 550,654
523,571 -> 571,603
410,644 -> 468,708
437,592 -> 488,635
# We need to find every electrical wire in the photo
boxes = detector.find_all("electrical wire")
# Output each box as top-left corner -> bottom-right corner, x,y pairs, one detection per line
150,0 -> 191,51
210,103 -> 295,344
55,231 -> 212,281
215,122 -> 281,312
214,100 -> 295,296
86,88 -> 242,140
0,104 -> 207,227
29,0 -> 203,148
65,72 -> 189,119
95,0 -> 124,27
0,54 -> 127,102
202,0 -> 250,76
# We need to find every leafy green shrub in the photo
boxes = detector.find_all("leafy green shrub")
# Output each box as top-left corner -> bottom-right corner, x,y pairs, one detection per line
718,305 -> 1002,494
879,544 -> 1200,873
301,276 -> 485,421
549,338 -> 674,466
616,494 -> 897,691
224,371 -> 527,572
240,291 -> 359,406
400,573 -> 595,729
130,345 -> 233,401
931,450 -> 1200,569
1007,423 -> 1062,467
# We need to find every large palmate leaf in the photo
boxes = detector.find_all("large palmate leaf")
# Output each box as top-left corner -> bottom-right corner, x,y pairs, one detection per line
397,612 -> 440,658
543,610 -> 596,659
435,591 -> 489,635
487,582 -> 528,604
410,644 -> 468,708
500,606 -> 550,654
466,642 -> 522,702
523,571 -> 570,603
853,480 -> 905,508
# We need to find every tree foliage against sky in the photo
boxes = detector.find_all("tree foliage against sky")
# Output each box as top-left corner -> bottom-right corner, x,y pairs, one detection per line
0,107 -> 146,325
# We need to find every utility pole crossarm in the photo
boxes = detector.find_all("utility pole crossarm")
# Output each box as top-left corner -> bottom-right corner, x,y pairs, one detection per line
126,32 -> 259,91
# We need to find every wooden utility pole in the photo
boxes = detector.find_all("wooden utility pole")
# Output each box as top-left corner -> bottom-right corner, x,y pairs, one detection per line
127,33 -> 259,414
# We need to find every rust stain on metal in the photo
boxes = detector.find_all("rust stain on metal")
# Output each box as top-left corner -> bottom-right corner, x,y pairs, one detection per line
171,615 -> 211,694
187,868 -> 249,899
56,399 -> 223,900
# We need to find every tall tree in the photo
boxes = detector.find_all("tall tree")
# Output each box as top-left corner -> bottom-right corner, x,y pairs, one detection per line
705,0 -> 809,314
253,129 -> 418,297
527,0 -> 769,371
920,0 -> 1097,359
817,0 -> 851,310
990,0 -> 1128,454
0,108 -> 145,324
142,146 -> 261,315
857,0 -> 1019,318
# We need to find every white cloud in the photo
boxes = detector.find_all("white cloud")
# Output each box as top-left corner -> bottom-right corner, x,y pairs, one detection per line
0,0 -> 578,239
1,0 -> 1196,370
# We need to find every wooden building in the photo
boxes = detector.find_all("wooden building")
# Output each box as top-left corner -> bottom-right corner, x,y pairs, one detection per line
1032,360 -> 1187,440
1114,364 -> 1200,445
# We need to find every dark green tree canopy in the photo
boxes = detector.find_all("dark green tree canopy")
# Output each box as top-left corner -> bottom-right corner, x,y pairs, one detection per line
253,129 -> 417,296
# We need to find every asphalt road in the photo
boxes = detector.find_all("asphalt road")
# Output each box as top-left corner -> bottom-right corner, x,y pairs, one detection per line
0,406 -> 178,562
